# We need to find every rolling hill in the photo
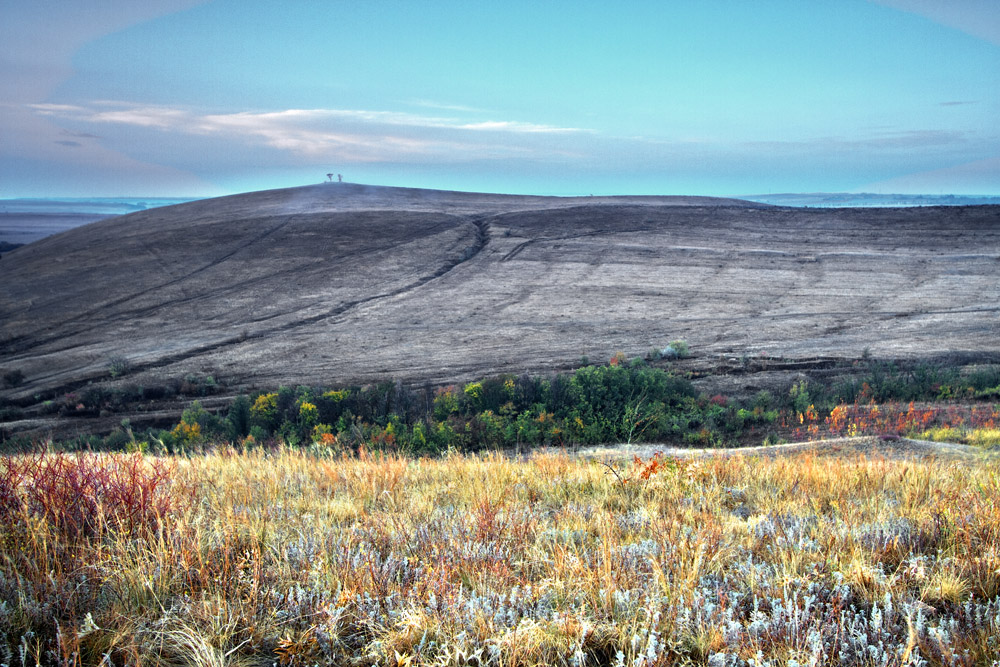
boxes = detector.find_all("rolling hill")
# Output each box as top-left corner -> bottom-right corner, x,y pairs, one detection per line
1,183 -> 998,435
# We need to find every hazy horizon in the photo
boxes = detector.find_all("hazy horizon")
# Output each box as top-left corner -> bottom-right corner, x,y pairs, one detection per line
5,187 -> 1000,201
5,186 -> 1000,203
2,1 -> 998,198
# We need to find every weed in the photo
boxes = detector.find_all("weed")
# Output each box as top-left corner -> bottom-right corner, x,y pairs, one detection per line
107,355 -> 132,378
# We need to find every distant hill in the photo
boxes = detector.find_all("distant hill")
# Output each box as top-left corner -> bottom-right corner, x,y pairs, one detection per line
0,197 -> 196,245
1,183 -> 997,418
740,193 -> 1000,207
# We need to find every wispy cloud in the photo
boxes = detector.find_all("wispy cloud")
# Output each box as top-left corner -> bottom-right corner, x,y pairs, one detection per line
29,102 -> 590,162
737,129 -> 967,154
30,103 -> 88,114
939,100 -> 979,106
458,120 -> 584,134
861,155 -> 1000,194
61,129 -> 100,139
870,0 -> 1000,47
614,129 -> 971,166
408,99 -> 488,114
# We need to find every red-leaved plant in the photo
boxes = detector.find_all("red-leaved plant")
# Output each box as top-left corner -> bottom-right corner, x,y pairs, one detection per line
0,452 -> 184,541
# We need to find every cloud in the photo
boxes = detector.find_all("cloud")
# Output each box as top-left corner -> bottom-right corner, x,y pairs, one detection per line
28,103 -> 88,114
0,2 -> 214,196
870,0 -> 1000,47
28,102 -> 591,163
61,130 -> 101,139
939,100 -> 979,106
860,156 -> 1000,194
408,99 -> 488,114
0,1 -> 208,102
834,130 -> 966,150
458,120 -> 586,134
627,129 -> 970,159
21,100 -> 997,196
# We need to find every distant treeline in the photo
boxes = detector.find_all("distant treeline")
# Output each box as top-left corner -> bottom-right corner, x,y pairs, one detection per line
18,356 -> 997,455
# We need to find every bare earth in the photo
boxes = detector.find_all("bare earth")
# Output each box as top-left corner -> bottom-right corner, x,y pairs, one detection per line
1,183 -> 998,437
574,436 -> 993,462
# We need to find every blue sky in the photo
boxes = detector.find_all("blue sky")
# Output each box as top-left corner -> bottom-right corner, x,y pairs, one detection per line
2,0 -> 998,197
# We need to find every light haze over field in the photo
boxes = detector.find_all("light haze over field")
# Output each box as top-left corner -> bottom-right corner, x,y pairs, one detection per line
2,0 -> 998,197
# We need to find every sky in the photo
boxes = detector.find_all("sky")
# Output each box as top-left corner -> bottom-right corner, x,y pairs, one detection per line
1,0 -> 998,197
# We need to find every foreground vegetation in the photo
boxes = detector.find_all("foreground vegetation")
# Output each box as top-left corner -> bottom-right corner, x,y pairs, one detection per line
2,448 -> 999,665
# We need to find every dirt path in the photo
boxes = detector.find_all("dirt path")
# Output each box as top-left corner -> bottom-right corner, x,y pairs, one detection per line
572,436 -> 991,462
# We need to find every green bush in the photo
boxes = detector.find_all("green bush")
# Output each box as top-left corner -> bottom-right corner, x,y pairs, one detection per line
107,356 -> 132,378
250,392 -> 279,432
227,395 -> 252,439
789,381 -> 811,414
668,339 -> 690,358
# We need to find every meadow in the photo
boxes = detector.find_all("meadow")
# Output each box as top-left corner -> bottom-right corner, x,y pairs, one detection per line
2,447 -> 999,666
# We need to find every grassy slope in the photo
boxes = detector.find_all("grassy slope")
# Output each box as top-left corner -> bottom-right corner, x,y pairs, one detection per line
3,449 -> 999,665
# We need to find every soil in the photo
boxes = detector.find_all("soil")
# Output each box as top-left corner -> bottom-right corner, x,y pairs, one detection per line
574,436 -> 993,463
1,183 -> 998,440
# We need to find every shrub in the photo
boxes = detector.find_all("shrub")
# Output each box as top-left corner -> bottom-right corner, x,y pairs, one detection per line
657,340 -> 690,360
107,355 -> 132,378
0,406 -> 23,421
227,395 -> 252,439
180,373 -> 220,396
752,390 -> 774,410
668,339 -> 689,358
433,386 -> 460,421
178,401 -> 227,441
251,392 -> 279,431
248,425 -> 268,443
856,360 -> 962,403
463,381 -> 484,408
170,420 -> 202,445
298,400 -> 319,432
0,452 -> 182,541
276,385 -> 297,421
968,365 -> 1000,399
789,380 -> 811,415
316,388 -> 352,425
1,369 -> 25,388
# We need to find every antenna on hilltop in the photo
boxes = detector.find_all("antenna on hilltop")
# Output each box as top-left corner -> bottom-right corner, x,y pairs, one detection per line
326,173 -> 333,183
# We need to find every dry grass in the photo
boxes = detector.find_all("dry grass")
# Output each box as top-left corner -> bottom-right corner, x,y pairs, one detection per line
2,447 -> 999,666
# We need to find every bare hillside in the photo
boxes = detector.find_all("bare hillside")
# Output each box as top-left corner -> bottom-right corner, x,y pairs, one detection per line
1,184 -> 998,418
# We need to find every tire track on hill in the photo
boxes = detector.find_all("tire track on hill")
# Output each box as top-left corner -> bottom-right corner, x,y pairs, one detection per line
2,214 -> 476,357
241,216 -> 491,336
8,217 -> 493,393
1,216 -> 299,355
52,217 -> 466,329
500,228 -> 659,262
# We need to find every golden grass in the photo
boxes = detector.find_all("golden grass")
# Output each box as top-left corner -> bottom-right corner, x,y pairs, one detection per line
2,447 -> 999,665
919,426 -> 1000,448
